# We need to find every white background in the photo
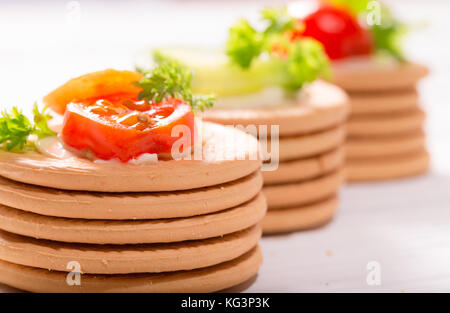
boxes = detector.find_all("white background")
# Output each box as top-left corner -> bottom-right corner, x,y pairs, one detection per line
0,0 -> 449,292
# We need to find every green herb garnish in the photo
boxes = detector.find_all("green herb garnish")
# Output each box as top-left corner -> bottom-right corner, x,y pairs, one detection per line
135,51 -> 215,112
261,7 -> 296,35
280,39 -> 331,91
371,6 -> 408,61
0,103 -> 55,152
225,7 -> 329,91
226,19 -> 264,69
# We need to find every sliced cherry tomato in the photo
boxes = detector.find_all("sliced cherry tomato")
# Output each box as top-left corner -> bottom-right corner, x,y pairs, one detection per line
298,6 -> 373,60
61,95 -> 195,162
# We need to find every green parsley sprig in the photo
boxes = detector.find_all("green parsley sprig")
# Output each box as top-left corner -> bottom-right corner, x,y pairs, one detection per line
0,104 -> 55,152
135,51 -> 215,113
226,19 -> 264,69
279,39 -> 331,91
226,7 -> 298,69
371,6 -> 408,61
261,7 -> 297,35
226,7 -> 330,91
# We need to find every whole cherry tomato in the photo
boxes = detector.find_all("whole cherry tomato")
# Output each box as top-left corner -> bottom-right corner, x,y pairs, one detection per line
298,6 -> 373,60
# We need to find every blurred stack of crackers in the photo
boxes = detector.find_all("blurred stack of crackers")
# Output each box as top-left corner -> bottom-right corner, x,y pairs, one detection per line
334,62 -> 429,181
204,81 -> 350,233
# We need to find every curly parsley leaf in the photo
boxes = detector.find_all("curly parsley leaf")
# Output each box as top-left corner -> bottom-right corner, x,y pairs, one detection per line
261,7 -> 296,35
0,107 -> 32,151
280,39 -> 331,91
225,7 -> 330,92
190,94 -> 216,113
226,19 -> 264,69
135,51 -> 192,103
135,51 -> 215,113
226,7 -> 298,69
371,6 -> 408,61
32,103 -> 56,138
0,104 -> 55,152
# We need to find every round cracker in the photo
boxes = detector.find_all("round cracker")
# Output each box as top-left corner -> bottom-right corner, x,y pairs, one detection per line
0,245 -> 262,293
202,81 -> 349,136
347,149 -> 430,182
349,88 -> 419,115
277,126 -> 346,162
263,169 -> 343,210
347,108 -> 425,137
0,193 -> 266,244
0,122 -> 261,192
0,171 -> 262,220
0,225 -> 261,274
263,148 -> 344,185
333,61 -> 428,92
262,195 -> 337,234
346,130 -> 425,159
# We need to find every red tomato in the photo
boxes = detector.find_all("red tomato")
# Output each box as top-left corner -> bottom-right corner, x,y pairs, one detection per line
61,94 -> 195,162
298,6 -> 373,60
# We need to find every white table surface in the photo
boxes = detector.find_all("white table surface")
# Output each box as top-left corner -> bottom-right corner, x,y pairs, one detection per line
0,0 -> 449,293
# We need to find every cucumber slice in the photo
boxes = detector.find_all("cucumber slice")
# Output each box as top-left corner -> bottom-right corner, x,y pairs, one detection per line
152,47 -> 273,97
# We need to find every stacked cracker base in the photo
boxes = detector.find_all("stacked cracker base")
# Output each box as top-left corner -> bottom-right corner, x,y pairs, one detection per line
204,81 -> 350,234
262,146 -> 344,234
0,123 -> 265,293
334,61 -> 430,182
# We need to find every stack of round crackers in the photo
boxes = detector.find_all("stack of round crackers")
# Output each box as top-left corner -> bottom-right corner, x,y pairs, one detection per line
333,61 -> 430,181
0,123 -> 266,292
204,81 -> 350,234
